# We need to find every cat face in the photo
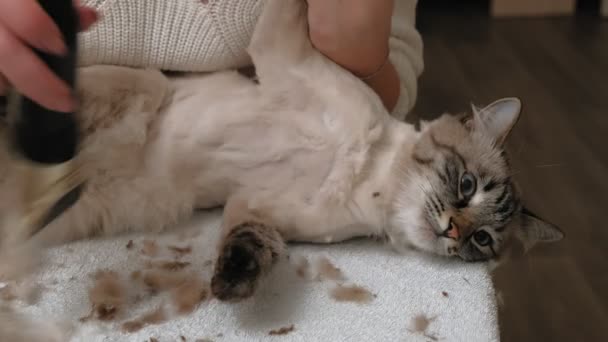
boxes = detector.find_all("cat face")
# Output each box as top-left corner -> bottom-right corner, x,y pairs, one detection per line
392,98 -> 563,263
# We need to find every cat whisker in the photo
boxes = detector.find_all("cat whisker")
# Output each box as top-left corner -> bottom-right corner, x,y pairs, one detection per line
506,163 -> 562,179
507,170 -> 521,177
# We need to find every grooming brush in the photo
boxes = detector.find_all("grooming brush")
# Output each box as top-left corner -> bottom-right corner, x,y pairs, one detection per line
4,0 -> 84,238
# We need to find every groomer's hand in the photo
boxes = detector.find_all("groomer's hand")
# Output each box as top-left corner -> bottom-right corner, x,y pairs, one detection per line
0,0 -> 97,112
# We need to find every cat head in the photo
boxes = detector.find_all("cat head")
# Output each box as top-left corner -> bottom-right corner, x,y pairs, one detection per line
391,98 -> 563,264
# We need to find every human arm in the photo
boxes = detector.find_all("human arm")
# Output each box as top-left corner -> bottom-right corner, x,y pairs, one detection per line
307,0 -> 423,118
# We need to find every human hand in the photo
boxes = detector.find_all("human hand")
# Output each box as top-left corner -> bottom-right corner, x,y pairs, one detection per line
0,0 -> 98,112
306,0 -> 394,78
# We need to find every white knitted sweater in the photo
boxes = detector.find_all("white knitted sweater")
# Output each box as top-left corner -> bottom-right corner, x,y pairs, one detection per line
79,0 -> 423,118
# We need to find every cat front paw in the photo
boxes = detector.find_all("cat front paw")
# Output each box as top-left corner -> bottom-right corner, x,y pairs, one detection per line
211,241 -> 261,302
211,222 -> 284,302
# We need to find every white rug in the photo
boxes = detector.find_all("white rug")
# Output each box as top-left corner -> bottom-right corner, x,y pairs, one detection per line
9,209 -> 499,342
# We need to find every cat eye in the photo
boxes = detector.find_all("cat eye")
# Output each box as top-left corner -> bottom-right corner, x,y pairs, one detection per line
473,230 -> 492,246
460,172 -> 477,198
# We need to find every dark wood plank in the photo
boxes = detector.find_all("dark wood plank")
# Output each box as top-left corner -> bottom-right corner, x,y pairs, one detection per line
413,13 -> 608,342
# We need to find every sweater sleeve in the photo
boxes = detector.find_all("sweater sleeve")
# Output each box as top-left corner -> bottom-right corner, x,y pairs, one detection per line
388,0 -> 424,120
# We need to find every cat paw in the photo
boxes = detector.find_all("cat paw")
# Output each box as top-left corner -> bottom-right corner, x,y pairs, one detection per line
211,242 -> 261,302
212,226 -> 270,302
211,222 -> 284,302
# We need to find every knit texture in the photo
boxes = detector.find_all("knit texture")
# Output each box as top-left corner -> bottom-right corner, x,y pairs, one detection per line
79,0 -> 423,118
79,0 -> 263,72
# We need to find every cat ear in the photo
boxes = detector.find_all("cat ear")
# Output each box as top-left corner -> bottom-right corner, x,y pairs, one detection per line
470,102 -> 483,116
472,97 -> 522,144
419,119 -> 432,131
517,207 -> 564,252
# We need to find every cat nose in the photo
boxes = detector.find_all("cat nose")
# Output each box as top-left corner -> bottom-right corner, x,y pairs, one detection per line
443,218 -> 460,240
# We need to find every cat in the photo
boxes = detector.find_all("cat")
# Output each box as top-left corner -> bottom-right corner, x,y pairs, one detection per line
0,0 -> 563,306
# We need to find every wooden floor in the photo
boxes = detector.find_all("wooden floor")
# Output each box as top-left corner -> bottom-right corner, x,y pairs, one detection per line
411,13 -> 608,342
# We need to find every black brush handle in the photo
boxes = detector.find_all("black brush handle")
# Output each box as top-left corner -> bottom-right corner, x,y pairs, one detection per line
12,0 -> 79,164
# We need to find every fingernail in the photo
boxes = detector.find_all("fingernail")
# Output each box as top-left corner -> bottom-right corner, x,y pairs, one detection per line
46,35 -> 67,55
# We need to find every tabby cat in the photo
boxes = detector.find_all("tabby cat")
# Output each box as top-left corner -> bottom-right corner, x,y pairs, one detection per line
0,0 -> 563,303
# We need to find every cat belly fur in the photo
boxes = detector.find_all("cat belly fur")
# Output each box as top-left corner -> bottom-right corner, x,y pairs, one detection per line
144,67 -> 404,243
0,62 -> 419,247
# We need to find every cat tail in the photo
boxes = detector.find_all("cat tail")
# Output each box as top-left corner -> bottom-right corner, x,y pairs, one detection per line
247,0 -> 314,82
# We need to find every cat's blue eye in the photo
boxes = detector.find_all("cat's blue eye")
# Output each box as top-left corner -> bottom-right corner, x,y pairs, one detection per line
460,172 -> 477,198
473,230 -> 492,246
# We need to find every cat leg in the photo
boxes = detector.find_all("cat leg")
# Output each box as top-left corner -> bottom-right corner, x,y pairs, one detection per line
1,65 -> 169,247
0,197 -> 101,281
211,197 -> 285,302
209,194 -> 373,301
248,0 -> 314,82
